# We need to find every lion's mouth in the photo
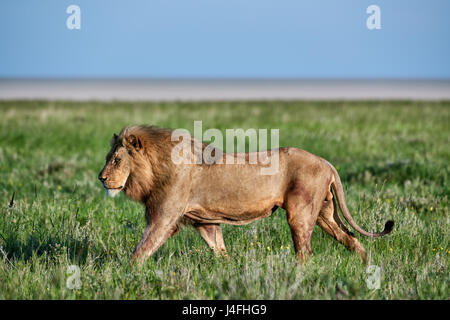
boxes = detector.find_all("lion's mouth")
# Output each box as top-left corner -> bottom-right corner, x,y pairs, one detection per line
103,185 -> 124,198
106,186 -> 123,190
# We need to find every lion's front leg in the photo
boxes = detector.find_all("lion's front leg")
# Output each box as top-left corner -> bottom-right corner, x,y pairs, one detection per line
130,179 -> 191,264
130,212 -> 181,264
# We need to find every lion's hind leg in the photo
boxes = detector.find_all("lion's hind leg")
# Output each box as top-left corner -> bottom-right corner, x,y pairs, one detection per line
284,183 -> 322,262
317,190 -> 367,262
194,223 -> 228,256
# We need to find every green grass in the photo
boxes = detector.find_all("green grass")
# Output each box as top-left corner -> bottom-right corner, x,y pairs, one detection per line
0,100 -> 448,299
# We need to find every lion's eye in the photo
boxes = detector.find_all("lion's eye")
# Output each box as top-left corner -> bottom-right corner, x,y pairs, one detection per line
113,157 -> 120,165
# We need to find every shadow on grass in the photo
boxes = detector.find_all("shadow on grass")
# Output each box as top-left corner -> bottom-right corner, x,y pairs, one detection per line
1,233 -> 109,265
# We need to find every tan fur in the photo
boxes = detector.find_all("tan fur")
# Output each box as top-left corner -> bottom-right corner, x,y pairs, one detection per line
98,125 -> 393,264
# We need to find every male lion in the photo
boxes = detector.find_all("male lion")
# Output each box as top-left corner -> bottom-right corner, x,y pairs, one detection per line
98,125 -> 393,263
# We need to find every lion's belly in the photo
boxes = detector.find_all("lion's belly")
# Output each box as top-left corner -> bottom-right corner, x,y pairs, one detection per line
184,204 -> 279,225
185,164 -> 286,225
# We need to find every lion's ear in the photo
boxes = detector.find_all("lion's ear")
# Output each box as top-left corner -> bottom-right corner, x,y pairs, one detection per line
110,133 -> 118,147
126,134 -> 143,152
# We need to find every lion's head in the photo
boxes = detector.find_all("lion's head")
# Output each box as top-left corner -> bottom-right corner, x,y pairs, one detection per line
98,131 -> 143,198
98,126 -> 176,202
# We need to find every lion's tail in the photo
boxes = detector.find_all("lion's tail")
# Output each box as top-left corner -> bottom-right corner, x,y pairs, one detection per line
329,163 -> 394,238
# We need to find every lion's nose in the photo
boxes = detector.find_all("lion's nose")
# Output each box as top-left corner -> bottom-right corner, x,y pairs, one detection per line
98,175 -> 107,183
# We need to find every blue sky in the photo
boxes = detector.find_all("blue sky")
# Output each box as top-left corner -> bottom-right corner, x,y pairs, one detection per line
0,0 -> 449,78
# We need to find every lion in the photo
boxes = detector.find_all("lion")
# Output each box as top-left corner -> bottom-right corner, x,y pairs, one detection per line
98,125 -> 394,264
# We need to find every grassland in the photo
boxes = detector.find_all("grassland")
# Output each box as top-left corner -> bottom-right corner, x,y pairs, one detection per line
0,100 -> 448,299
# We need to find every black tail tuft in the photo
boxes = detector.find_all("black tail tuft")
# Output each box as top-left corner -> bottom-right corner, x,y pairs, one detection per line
383,220 -> 395,235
